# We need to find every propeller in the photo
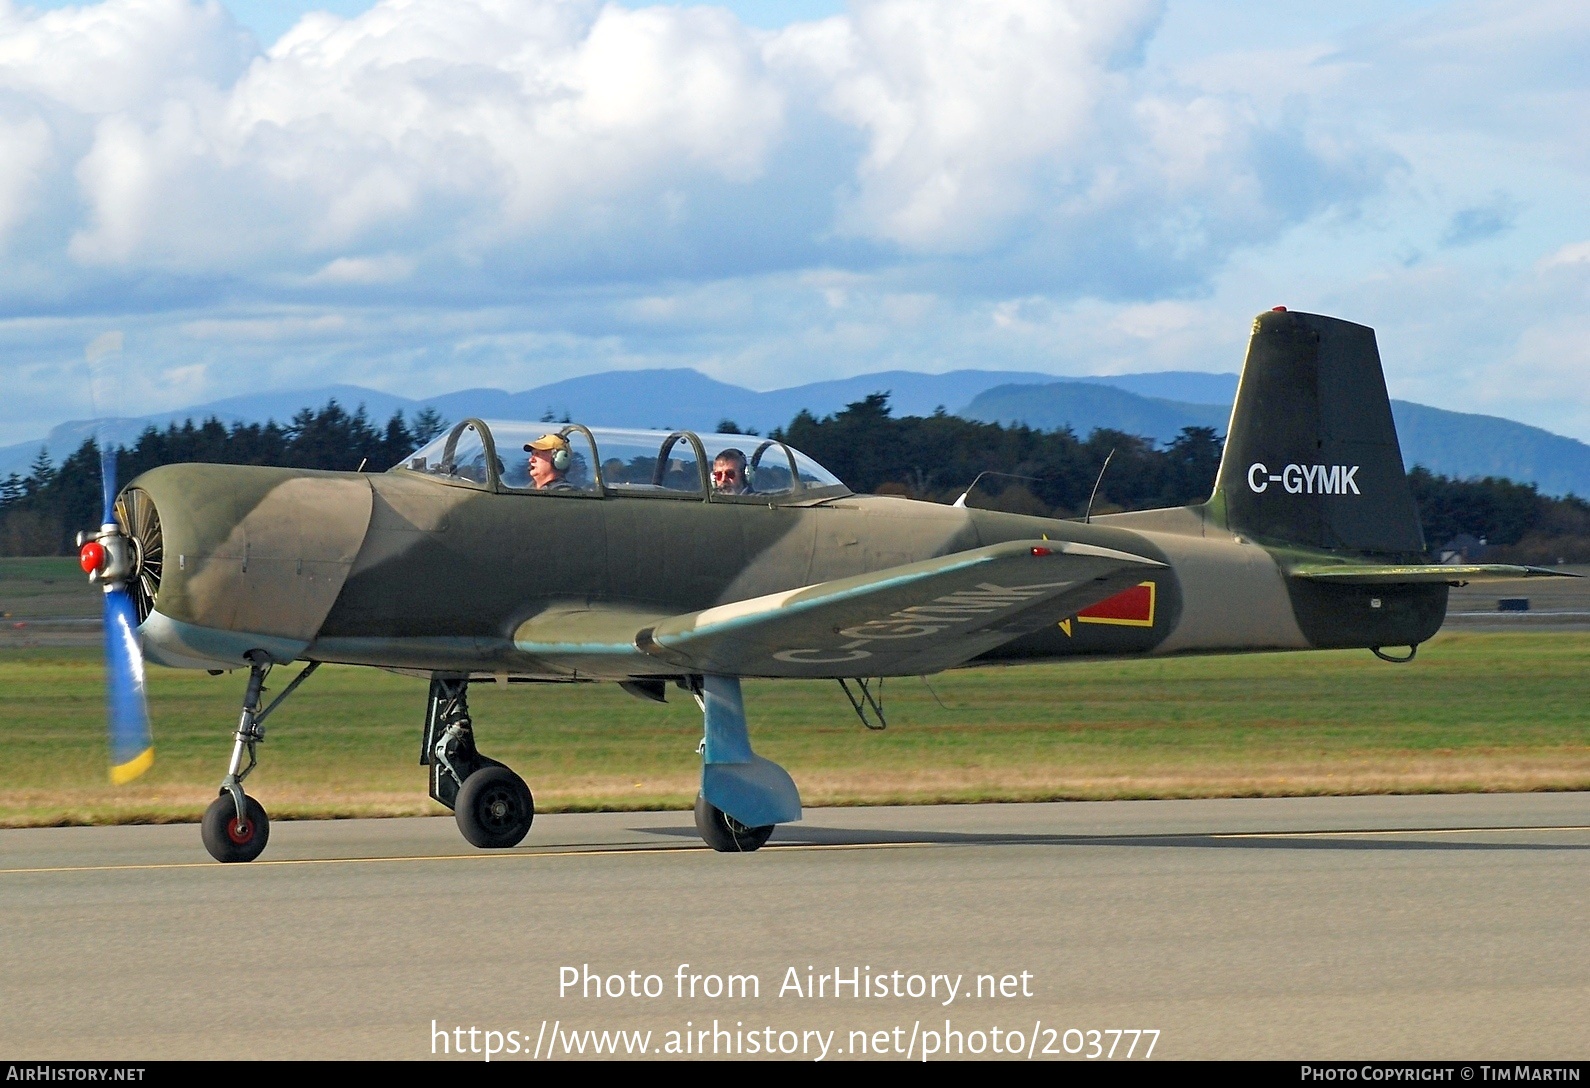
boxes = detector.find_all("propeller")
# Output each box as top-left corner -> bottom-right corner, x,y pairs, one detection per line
78,331 -> 154,785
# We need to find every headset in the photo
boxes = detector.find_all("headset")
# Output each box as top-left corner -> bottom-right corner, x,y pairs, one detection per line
525,435 -> 571,473
715,447 -> 752,491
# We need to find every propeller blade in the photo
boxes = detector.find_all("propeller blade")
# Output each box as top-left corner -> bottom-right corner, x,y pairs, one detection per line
99,439 -> 117,527
83,329 -> 149,783
104,584 -> 153,784
85,330 -> 124,527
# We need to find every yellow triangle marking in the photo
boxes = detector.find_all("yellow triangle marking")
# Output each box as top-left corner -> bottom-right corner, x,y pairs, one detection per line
1058,618 -> 1072,637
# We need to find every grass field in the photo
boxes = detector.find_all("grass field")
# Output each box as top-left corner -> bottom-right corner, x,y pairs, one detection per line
0,557 -> 100,620
1,630 -> 1585,827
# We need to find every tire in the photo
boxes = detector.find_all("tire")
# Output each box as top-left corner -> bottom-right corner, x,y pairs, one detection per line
201,793 -> 270,863
455,766 -> 534,849
694,793 -> 774,853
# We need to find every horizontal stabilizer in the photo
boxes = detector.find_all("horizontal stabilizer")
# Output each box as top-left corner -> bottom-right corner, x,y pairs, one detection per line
1290,563 -> 1581,585
638,539 -> 1164,677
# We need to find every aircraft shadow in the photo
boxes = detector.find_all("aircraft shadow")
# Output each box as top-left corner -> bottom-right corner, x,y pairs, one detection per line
639,825 -> 1589,853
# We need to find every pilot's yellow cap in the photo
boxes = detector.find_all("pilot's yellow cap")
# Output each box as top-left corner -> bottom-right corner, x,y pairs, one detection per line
524,434 -> 569,453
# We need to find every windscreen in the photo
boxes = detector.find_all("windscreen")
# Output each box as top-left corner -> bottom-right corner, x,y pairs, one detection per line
400,421 -> 493,486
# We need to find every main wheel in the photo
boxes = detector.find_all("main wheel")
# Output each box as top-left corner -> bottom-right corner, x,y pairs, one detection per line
694,793 -> 774,853
455,766 -> 534,848
201,792 -> 270,863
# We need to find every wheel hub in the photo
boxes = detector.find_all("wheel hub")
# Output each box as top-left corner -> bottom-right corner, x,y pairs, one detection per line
480,787 -> 519,829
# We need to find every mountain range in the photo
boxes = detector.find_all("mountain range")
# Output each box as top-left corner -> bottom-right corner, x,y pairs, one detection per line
959,383 -> 1590,497
6,368 -> 1588,498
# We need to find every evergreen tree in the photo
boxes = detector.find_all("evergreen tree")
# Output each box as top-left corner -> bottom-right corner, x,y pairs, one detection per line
23,448 -> 54,497
1406,468 -> 1541,546
410,408 -> 448,445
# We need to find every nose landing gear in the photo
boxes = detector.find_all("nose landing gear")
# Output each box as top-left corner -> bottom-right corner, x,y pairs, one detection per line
202,792 -> 269,863
200,652 -> 319,863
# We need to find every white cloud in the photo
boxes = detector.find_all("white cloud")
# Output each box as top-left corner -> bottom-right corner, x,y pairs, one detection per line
0,0 -> 1585,451
1541,240 -> 1590,268
771,0 -> 1163,250
0,0 -> 252,116
180,312 -> 347,339
0,112 -> 49,246
48,0 -> 788,270
0,0 -> 1379,289
306,253 -> 414,284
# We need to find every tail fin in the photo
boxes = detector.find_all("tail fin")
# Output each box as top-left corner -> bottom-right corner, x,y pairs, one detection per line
1211,309 -> 1425,556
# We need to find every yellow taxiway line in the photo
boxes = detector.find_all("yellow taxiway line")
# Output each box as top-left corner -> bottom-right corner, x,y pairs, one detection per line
1212,824 -> 1590,839
0,839 -> 947,875
1,824 -> 1586,876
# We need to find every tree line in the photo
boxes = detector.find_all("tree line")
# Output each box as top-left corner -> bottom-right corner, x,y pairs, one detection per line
2,393 -> 1586,562
772,395 -> 1589,563
0,402 -> 447,555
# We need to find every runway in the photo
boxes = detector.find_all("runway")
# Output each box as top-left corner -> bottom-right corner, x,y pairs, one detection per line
2,793 -> 1586,1060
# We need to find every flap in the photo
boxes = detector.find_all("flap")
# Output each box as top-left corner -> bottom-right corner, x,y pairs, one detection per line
1290,563 -> 1582,585
637,539 -> 1164,677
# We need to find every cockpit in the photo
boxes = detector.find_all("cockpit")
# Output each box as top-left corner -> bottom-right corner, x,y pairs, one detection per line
396,420 -> 850,503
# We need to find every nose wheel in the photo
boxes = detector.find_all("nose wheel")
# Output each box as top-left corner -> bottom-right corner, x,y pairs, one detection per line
199,652 -> 319,863
201,792 -> 270,863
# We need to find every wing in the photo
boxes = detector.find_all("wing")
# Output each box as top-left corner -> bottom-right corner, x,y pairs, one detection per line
636,539 -> 1165,678
1290,563 -> 1582,585
511,604 -> 673,678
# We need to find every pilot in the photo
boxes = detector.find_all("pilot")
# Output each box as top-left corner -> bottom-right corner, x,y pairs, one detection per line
712,448 -> 751,495
524,433 -> 575,491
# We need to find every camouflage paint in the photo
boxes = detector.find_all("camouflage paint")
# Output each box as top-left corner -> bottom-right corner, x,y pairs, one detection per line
115,311 -> 1564,680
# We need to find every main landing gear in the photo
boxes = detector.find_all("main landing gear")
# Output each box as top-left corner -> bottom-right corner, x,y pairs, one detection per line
195,664 -> 791,860
422,673 -> 794,854
422,678 -> 535,849
694,793 -> 774,852
201,651 -> 320,863
692,675 -> 800,853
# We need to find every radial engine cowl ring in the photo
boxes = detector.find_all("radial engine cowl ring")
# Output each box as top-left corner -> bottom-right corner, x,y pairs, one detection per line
113,487 -> 163,624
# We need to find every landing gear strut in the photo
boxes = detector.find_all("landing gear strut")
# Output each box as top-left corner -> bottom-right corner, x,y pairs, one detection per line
201,652 -> 319,863
421,678 -> 534,849
692,675 -> 800,853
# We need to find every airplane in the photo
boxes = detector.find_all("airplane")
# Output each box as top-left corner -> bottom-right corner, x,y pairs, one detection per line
76,308 -> 1574,862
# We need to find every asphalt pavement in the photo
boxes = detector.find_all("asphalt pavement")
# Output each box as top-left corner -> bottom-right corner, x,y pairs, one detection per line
1,793 -> 1586,1060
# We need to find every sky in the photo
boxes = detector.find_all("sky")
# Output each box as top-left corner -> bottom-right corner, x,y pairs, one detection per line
1,0 -> 1588,448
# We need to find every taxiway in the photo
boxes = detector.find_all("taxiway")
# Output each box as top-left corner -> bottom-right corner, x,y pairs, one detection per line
2,793 -> 1585,1059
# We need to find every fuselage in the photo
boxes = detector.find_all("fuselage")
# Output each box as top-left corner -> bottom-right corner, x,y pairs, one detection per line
124,459 -> 1446,679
